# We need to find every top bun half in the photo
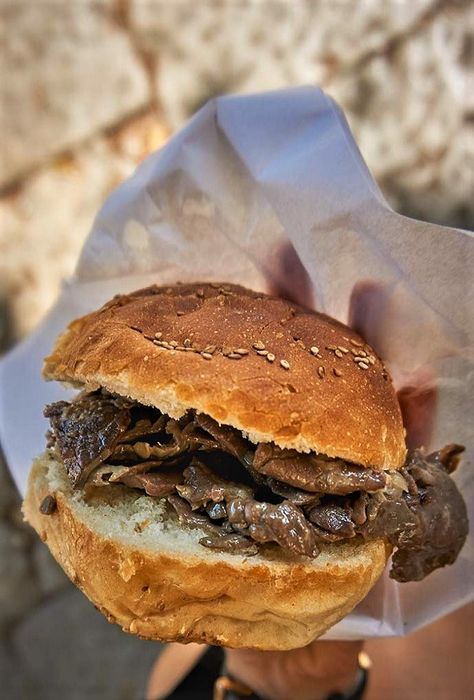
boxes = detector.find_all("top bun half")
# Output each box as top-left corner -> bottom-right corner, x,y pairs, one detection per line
43,283 -> 406,470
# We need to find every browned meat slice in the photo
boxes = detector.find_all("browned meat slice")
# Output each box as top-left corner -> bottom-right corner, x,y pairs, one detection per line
365,452 -> 468,582
351,492 -> 369,526
176,461 -> 254,509
226,498 -> 320,558
116,471 -> 183,497
117,415 -> 168,443
111,441 -> 184,462
45,394 -> 132,487
253,444 -> 386,495
426,444 -> 465,474
307,501 -> 356,538
112,417 -> 192,463
167,494 -> 220,534
195,414 -> 250,461
180,418 -> 226,452
199,533 -> 258,556
265,477 -> 321,506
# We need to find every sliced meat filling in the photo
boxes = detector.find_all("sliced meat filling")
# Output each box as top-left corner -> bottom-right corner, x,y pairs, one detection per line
44,392 -> 133,486
252,443 -> 386,494
365,452 -> 469,582
45,390 -> 468,581
176,461 -> 319,557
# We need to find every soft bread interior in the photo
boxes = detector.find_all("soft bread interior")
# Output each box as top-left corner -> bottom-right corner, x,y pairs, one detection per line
23,451 -> 390,650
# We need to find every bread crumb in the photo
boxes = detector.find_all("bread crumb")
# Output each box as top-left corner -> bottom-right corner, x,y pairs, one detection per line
118,557 -> 136,582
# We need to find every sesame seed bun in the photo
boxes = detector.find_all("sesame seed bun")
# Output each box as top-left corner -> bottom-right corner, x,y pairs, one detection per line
43,282 -> 406,469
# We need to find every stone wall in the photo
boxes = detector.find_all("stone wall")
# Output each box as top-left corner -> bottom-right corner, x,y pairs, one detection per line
0,1 -> 472,697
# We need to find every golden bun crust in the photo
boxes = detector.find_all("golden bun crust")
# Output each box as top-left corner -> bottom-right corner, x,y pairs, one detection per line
43,282 -> 405,469
24,452 -> 391,650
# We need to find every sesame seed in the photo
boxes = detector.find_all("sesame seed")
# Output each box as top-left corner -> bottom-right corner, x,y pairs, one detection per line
280,359 -> 290,370
234,348 -> 249,355
358,362 -> 369,370
144,356 -> 149,362
169,340 -> 178,348
295,340 -> 306,350
253,341 -> 265,350
350,348 -> 361,356
353,356 -> 366,363
152,339 -> 162,345
343,336 -> 350,342
196,289 -> 204,298
335,349 -> 343,358
228,352 -> 243,359
220,288 -> 233,296
337,346 -> 349,353
266,353 -> 275,363
204,345 -> 216,354
183,338 -> 192,347
310,346 -> 319,355
176,346 -> 186,351
184,347 -> 197,352
201,352 -> 213,360
210,282 -> 220,288
357,350 -> 367,357
177,310 -> 185,316
154,332 -> 163,339
350,339 -> 364,347
256,349 -> 268,356
327,345 -> 337,351
333,368 -> 343,377
318,366 -> 325,378
368,355 -> 376,365
222,347 -> 232,356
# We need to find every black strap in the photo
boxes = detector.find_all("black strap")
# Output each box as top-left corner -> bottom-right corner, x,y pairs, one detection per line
220,665 -> 368,700
325,667 -> 368,700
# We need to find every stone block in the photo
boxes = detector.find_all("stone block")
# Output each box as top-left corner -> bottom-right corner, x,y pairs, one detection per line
1,1 -> 149,186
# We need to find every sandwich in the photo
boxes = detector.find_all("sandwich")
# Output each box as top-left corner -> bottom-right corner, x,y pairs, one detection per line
23,282 -> 468,650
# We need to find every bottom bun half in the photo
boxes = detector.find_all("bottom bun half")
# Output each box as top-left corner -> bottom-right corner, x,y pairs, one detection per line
23,452 -> 390,650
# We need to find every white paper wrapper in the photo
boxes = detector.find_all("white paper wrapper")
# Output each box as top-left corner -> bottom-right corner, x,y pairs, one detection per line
1,86 -> 473,639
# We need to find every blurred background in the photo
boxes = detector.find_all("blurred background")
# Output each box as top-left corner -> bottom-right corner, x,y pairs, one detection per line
0,1 -> 473,698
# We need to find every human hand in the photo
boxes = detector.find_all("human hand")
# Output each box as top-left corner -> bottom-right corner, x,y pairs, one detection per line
225,640 -> 363,700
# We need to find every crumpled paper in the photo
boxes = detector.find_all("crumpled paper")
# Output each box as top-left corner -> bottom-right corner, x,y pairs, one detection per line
1,86 -> 473,639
